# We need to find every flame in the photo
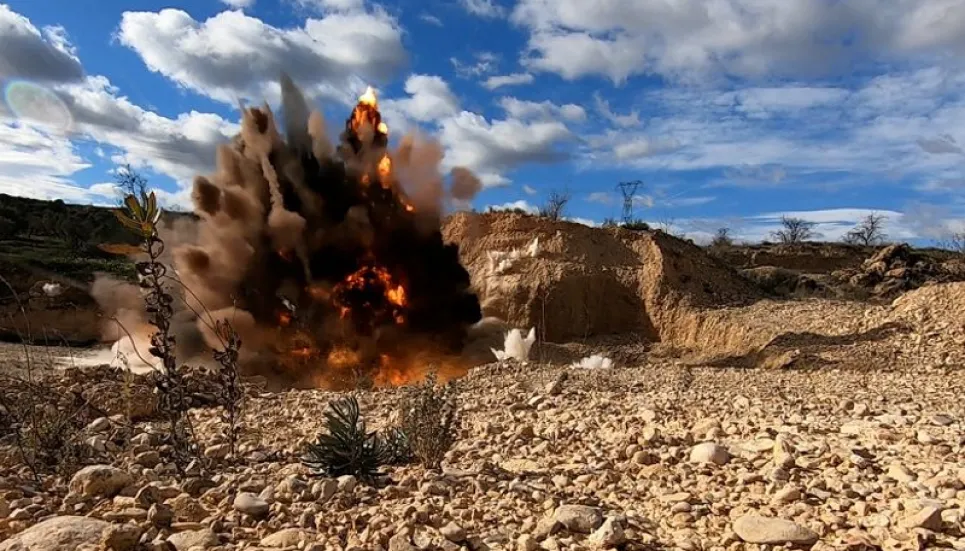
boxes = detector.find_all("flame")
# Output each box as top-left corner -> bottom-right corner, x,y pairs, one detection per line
327,347 -> 361,370
332,264 -> 408,328
378,155 -> 392,181
378,122 -> 388,134
278,312 -> 292,327
307,284 -> 330,301
359,86 -> 378,108
386,284 -> 406,307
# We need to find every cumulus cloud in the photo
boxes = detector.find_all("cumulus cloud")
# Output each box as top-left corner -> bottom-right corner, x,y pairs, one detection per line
498,97 -> 585,122
116,7 -> 406,106
461,0 -> 505,18
220,0 -> 255,8
0,4 -> 84,83
0,121 -> 97,201
0,5 -> 238,209
522,185 -> 537,195
593,94 -> 640,128
510,0 -> 965,83
382,74 -> 459,123
483,73 -> 534,90
438,111 -> 573,187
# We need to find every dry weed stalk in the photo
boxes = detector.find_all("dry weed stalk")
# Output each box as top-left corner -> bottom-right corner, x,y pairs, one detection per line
0,276 -> 95,480
397,372 -> 459,470
212,320 -> 244,457
115,192 -> 201,472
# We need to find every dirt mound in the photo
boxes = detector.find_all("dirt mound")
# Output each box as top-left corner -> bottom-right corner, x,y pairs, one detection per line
715,242 -> 871,273
442,212 -> 761,344
739,266 -> 827,297
831,244 -> 964,299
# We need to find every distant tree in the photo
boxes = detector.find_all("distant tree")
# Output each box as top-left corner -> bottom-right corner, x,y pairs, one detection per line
842,213 -> 888,246
114,164 -> 149,203
538,189 -> 571,221
771,216 -> 817,244
710,227 -> 733,248
938,231 -> 965,255
601,217 -> 619,228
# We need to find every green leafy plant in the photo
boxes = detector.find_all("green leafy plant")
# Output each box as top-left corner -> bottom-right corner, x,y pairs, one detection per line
302,396 -> 388,482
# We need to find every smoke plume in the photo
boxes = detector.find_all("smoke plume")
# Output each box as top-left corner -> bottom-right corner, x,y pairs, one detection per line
97,75 -> 483,388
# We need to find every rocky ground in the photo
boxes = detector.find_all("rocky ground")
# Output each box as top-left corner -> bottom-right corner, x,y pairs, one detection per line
2,349 -> 965,551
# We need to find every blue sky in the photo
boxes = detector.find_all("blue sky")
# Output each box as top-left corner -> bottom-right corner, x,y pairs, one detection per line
1,0 -> 965,243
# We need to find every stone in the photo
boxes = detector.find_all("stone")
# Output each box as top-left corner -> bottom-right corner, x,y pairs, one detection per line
203,444 -> 230,460
261,528 -> 306,547
441,522 -> 467,543
901,506 -> 944,532
233,492 -> 269,518
166,529 -> 219,550
100,524 -> 141,551
134,451 -> 161,468
0,497 -> 8,519
773,485 -> 802,505
553,504 -> 604,534
68,465 -> 133,498
148,503 -> 174,528
0,516 -> 112,551
388,533 -> 417,551
733,515 -> 819,545
588,517 -> 625,548
337,475 -> 358,492
887,463 -> 917,484
87,417 -> 111,433
689,442 -> 731,465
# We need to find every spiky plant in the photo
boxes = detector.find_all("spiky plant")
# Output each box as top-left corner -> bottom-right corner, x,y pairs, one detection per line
380,426 -> 414,465
301,395 -> 387,482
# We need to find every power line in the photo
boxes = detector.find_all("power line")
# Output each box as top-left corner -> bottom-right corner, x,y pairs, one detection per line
616,180 -> 643,225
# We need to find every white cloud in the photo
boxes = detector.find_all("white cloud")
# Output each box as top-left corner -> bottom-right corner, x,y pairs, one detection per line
116,7 -> 406,106
510,0 -> 965,83
522,185 -> 537,195
290,0 -> 365,11
461,0 -> 505,18
382,74 -> 459,123
419,13 -> 443,26
0,121 -> 100,202
483,73 -> 534,90
438,111 -> 573,187
565,216 -> 598,227
586,191 -> 614,205
498,97 -> 585,122
593,94 -> 639,128
451,51 -> 499,78
487,200 -> 537,213
0,4 -> 84,83
220,0 -> 255,8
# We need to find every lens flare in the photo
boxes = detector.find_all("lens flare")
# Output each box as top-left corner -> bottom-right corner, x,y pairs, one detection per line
3,80 -> 73,132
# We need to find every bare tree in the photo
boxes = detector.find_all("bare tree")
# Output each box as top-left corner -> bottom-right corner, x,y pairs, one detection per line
710,227 -> 733,247
842,212 -> 888,246
771,216 -> 817,244
538,189 -> 571,221
114,164 -> 149,203
938,231 -> 965,255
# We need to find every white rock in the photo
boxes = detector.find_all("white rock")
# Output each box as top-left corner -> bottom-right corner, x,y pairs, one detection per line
261,528 -> 306,548
233,492 -> 270,518
588,517 -> 625,548
337,475 -> 358,492
166,528 -> 219,550
689,442 -> 731,465
68,465 -> 132,498
0,516 -> 111,551
732,515 -> 819,545
553,504 -> 603,534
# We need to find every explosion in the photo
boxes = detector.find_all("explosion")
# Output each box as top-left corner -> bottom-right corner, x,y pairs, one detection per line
125,76 -> 483,389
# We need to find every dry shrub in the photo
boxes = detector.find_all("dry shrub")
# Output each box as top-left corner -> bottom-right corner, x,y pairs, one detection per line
397,372 -> 459,470
0,373 -> 98,479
